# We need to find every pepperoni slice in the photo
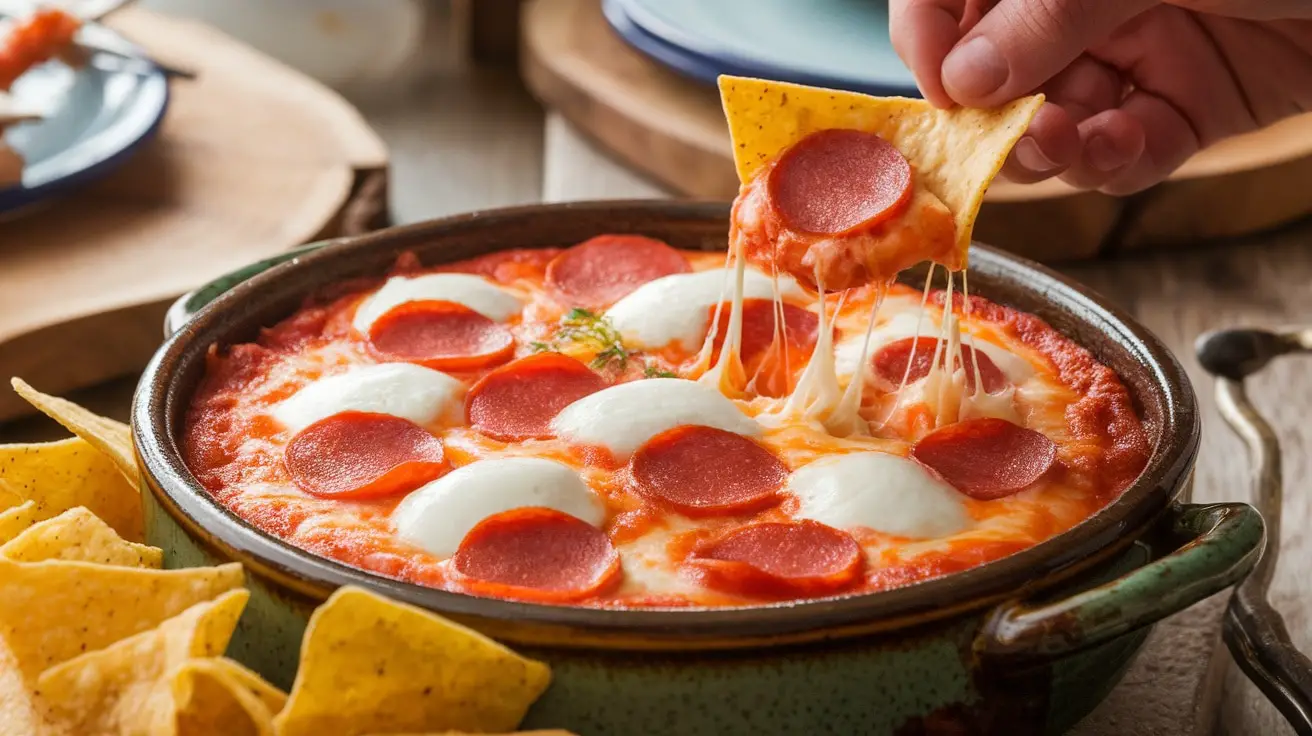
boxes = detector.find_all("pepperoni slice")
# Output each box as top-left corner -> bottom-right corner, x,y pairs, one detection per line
284,411 -> 447,499
767,129 -> 913,236
708,299 -> 821,397
545,234 -> 691,306
912,418 -> 1057,500
466,353 -> 607,441
367,300 -> 515,371
688,521 -> 863,598
872,337 -> 1008,394
628,425 -> 786,517
453,507 -> 621,603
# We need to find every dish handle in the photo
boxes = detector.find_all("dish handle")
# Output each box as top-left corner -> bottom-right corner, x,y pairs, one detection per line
1196,326 -> 1312,733
163,241 -> 335,339
974,500 -> 1263,664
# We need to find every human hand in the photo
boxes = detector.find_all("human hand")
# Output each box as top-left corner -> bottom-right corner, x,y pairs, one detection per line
890,0 -> 1312,193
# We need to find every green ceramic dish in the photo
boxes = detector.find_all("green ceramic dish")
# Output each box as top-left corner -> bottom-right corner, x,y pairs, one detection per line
133,201 -> 1263,735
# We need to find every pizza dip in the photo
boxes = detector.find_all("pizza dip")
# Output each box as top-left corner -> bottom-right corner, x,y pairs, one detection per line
182,78 -> 1149,608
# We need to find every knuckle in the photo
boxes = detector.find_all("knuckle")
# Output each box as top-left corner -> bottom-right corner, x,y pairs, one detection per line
1012,0 -> 1092,46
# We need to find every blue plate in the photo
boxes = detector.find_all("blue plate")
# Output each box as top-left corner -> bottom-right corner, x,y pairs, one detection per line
605,0 -> 920,97
1,21 -> 170,214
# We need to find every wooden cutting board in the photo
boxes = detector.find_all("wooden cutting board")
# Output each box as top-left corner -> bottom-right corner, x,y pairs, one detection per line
0,8 -> 389,422
521,0 -> 1312,263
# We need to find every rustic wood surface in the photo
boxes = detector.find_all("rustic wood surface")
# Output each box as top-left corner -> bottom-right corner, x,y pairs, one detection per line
4,3 -> 1310,734
522,0 -> 1312,264
0,7 -> 388,422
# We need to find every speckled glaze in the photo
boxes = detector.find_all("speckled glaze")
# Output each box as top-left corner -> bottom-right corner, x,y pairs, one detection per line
133,202 -> 1264,735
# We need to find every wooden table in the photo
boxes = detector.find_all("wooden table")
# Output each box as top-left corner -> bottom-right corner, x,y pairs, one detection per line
2,5 -> 1308,734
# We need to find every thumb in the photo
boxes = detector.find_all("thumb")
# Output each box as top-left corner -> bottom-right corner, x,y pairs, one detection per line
940,0 -> 1154,107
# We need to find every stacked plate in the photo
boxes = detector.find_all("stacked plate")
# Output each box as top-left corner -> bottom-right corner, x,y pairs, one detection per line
602,0 -> 920,97
1,21 -> 169,214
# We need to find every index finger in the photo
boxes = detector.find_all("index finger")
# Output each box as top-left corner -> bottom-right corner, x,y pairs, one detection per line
889,0 -> 969,108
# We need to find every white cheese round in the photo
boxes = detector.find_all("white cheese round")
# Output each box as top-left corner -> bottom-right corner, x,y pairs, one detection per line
272,363 -> 464,432
786,452 -> 970,539
549,378 -> 760,459
392,457 -> 606,558
352,273 -> 522,333
604,268 -> 800,350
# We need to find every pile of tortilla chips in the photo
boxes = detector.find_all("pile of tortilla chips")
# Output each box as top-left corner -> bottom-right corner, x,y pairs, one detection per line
1,379 -> 568,736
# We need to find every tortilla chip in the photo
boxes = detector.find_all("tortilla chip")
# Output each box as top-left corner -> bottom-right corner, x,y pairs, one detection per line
718,75 -> 1043,258
0,558 -> 244,681
0,640 -> 48,736
0,437 -> 143,542
207,656 -> 288,717
0,501 -> 39,545
0,507 -> 162,567
274,586 -> 552,736
10,378 -> 139,486
35,590 -> 250,734
173,657 -> 280,736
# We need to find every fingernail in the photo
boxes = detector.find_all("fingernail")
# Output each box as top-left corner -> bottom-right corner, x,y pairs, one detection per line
942,36 -> 1008,100
1014,138 -> 1058,173
1087,135 -> 1127,172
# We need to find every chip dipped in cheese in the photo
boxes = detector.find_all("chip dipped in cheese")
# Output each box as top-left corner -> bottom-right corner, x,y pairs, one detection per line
272,363 -> 465,432
550,377 -> 761,459
352,273 -> 522,333
392,457 -> 605,558
719,74 -> 1043,279
786,452 -> 970,539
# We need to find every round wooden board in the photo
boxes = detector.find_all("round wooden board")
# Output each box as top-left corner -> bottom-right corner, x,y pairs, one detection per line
522,0 -> 1312,262
0,8 -> 389,422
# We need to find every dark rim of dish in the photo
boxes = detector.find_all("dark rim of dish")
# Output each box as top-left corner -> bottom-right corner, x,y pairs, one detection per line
132,200 -> 1200,641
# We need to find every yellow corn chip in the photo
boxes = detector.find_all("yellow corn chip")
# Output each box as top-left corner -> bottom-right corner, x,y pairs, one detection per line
0,507 -> 162,567
0,558 -> 244,681
0,501 -> 39,545
35,589 -> 250,734
274,586 -> 552,736
0,640 -> 50,736
173,657 -> 280,736
718,75 -> 1042,259
0,437 -> 143,542
207,656 -> 288,717
10,378 -> 139,486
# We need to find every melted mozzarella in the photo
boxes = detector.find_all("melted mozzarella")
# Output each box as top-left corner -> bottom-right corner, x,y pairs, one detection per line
352,273 -> 522,333
272,363 -> 465,432
392,457 -> 605,558
833,310 -> 1033,386
550,378 -> 760,458
605,268 -> 801,350
786,452 -> 970,539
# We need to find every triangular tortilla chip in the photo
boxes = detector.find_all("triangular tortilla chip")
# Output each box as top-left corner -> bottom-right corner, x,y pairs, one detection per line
0,507 -> 162,567
0,640 -> 52,736
10,378 -> 139,486
0,501 -> 39,545
206,657 -> 287,717
0,559 -> 244,681
173,657 -> 281,736
0,437 -> 143,541
718,75 -> 1042,259
274,586 -> 551,736
35,590 -> 250,734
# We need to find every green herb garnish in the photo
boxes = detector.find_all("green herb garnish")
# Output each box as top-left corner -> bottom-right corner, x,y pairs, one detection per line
643,364 -> 677,378
540,308 -> 635,373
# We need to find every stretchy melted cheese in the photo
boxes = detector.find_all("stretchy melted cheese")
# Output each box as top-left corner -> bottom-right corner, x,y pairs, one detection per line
182,244 -> 1149,608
